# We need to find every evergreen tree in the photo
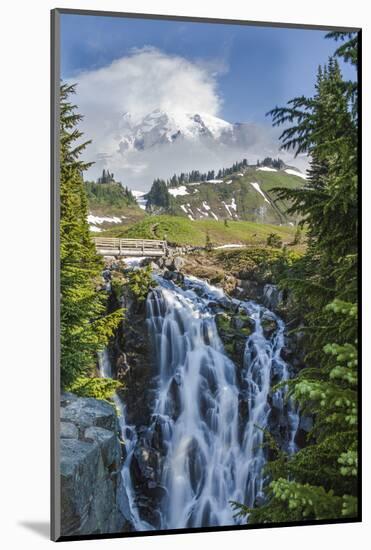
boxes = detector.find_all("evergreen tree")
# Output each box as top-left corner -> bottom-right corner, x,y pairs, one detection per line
234,32 -> 359,523
60,83 -> 122,388
146,178 -> 172,210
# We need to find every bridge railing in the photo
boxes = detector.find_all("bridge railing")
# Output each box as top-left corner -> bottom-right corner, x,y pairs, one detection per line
93,237 -> 167,257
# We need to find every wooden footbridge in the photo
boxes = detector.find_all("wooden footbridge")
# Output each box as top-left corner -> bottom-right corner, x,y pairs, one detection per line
93,237 -> 168,257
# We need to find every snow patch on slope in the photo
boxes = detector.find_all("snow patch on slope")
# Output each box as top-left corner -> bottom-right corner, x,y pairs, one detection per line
249,182 -> 271,204
222,198 -> 238,217
87,214 -> 124,224
285,168 -> 307,180
257,166 -> 277,172
168,185 -> 189,197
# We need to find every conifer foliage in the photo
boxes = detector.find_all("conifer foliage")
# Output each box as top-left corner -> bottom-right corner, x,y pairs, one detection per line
233,32 -> 359,523
60,83 -> 122,388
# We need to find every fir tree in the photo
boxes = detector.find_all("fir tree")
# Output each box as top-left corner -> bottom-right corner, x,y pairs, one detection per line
60,83 -> 122,388
234,32 -> 359,523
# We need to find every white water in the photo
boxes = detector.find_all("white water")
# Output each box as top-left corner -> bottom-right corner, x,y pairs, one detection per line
98,351 -> 151,531
100,274 -> 299,531
145,275 -> 298,529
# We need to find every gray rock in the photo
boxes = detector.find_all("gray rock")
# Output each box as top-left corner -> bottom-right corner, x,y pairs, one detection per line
172,256 -> 185,271
235,279 -> 261,300
60,422 -> 78,439
84,426 -> 121,471
262,284 -> 284,310
60,395 -> 129,536
60,392 -> 78,407
299,415 -> 313,433
163,270 -> 184,284
61,396 -> 118,433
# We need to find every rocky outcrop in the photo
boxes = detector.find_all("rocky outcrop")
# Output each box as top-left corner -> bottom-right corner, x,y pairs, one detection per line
60,393 -> 131,536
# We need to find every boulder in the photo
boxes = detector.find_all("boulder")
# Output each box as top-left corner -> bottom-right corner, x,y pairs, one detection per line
172,256 -> 185,271
163,270 -> 184,284
59,395 -> 131,536
60,422 -> 78,440
139,258 -> 161,271
262,284 -> 284,310
261,311 -> 278,338
234,279 -> 261,301
60,394 -> 118,434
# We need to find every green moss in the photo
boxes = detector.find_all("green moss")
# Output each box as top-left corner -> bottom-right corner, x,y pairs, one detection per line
240,325 -> 253,336
215,313 -> 232,331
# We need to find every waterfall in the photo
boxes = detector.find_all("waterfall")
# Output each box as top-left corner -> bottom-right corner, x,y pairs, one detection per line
100,273 -> 299,531
98,351 -> 151,531
145,275 -> 299,529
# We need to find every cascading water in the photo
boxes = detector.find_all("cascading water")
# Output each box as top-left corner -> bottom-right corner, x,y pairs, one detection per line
145,275 -> 299,529
100,272 -> 299,531
98,351 -> 151,531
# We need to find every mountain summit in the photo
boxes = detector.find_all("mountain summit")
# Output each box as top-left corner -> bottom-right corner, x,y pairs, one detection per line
85,109 -> 307,189
116,109 -> 262,153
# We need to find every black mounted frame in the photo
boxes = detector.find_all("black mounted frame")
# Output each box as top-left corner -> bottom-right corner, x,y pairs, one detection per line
51,8 -> 362,542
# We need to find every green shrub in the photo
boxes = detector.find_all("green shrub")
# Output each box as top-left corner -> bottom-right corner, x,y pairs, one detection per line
266,233 -> 283,248
128,265 -> 157,302
68,377 -> 122,401
216,247 -> 302,284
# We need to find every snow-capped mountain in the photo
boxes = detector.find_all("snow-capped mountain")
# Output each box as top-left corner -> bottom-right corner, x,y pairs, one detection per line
117,110 -> 230,152
116,109 -> 257,153
83,108 -> 308,189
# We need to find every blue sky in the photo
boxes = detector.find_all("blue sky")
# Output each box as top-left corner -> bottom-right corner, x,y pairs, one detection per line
61,13 -> 355,124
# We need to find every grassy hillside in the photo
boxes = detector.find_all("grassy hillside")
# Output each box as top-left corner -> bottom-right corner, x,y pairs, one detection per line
100,215 -> 298,247
145,166 -> 305,225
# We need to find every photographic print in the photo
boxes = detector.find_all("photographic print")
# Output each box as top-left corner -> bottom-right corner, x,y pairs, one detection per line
51,9 -> 361,541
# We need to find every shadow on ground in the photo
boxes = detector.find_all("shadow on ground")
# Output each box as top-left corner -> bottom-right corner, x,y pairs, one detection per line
18,521 -> 49,539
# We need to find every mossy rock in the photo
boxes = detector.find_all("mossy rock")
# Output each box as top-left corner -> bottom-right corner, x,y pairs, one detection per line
216,311 -> 253,338
231,312 -> 254,333
210,273 -> 224,284
224,342 -> 235,356
215,311 -> 254,367
261,318 -> 278,338
215,312 -> 232,332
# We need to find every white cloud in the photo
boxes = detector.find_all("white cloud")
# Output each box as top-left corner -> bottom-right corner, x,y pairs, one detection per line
77,47 -> 221,118
74,48 -> 220,146
71,48 -> 308,190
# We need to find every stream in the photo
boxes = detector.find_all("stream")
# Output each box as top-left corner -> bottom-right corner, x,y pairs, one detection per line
100,273 -> 299,531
